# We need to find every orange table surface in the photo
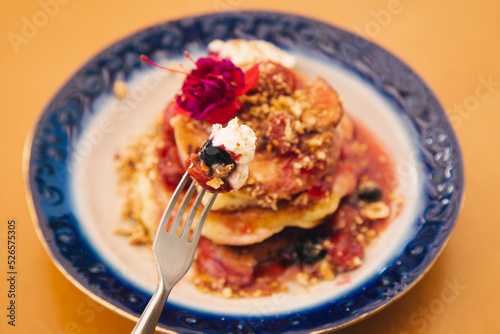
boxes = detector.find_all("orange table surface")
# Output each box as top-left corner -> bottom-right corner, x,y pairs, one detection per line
1,0 -> 499,333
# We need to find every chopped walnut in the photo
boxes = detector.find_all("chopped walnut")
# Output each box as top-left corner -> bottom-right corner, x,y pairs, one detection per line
206,177 -> 224,189
113,80 -> 128,99
360,201 -> 391,220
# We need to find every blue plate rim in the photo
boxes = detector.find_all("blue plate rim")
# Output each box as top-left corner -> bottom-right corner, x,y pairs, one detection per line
24,10 -> 465,333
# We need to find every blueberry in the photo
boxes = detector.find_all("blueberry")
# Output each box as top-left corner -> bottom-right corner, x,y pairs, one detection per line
357,181 -> 382,203
199,140 -> 235,168
294,236 -> 327,265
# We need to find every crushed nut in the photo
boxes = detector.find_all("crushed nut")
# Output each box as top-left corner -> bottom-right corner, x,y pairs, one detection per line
212,163 -> 234,178
206,177 -> 224,189
221,287 -> 233,298
200,161 -> 211,173
360,201 -> 391,220
352,256 -> 363,267
316,151 -> 327,160
113,80 -> 128,99
319,260 -> 335,280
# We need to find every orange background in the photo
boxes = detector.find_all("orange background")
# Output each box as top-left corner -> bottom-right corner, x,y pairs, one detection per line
1,0 -> 499,333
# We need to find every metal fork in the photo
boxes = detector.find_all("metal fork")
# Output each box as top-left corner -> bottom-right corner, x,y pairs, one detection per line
131,171 -> 217,334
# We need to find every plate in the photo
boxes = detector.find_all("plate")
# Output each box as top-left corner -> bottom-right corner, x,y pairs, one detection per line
24,11 -> 464,333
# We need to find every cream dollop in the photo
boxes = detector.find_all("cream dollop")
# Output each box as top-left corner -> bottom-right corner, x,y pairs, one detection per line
208,39 -> 297,68
209,117 -> 256,190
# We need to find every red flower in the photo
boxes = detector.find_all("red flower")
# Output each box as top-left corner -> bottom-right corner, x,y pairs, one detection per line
141,53 -> 259,124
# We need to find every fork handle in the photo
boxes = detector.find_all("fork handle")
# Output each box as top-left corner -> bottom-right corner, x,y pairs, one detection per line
131,278 -> 171,334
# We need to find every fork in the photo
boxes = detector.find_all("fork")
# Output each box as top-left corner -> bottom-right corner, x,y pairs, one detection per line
131,171 -> 217,334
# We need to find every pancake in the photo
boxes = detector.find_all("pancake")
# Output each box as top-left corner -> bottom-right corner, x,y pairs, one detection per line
115,115 -> 355,246
200,161 -> 356,245
114,39 -> 399,297
170,60 -> 347,212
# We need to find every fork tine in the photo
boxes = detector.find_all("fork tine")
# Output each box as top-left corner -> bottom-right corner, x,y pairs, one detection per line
168,181 -> 197,234
133,170 -> 219,334
179,188 -> 206,239
153,171 -> 190,244
189,193 -> 217,244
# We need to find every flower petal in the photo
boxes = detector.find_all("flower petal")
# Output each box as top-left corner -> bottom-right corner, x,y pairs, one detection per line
172,56 -> 247,123
202,100 -> 242,124
236,63 -> 260,95
170,103 -> 192,117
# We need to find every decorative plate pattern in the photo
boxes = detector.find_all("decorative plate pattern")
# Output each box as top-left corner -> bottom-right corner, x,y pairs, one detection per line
25,11 -> 464,333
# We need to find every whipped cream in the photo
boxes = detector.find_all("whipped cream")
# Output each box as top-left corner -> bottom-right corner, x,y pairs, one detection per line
209,117 -> 256,190
208,39 -> 297,68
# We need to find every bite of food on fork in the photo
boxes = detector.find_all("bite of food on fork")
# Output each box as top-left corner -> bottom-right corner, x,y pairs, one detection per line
186,117 -> 257,193
131,119 -> 256,334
